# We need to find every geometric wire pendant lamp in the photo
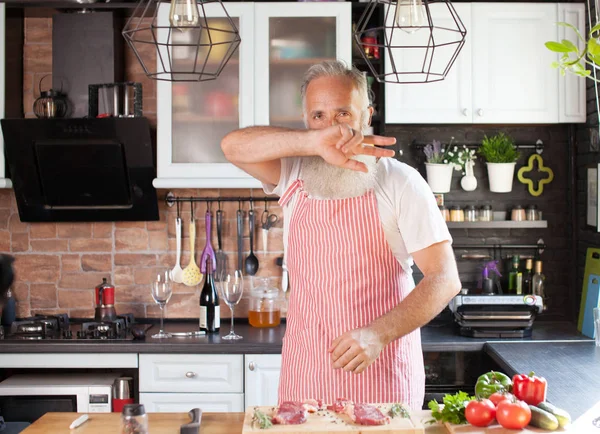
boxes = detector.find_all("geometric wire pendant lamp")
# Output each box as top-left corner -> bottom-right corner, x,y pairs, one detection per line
122,0 -> 241,82
354,0 -> 467,84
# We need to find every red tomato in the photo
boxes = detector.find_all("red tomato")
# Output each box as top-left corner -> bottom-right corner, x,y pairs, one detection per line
489,392 -> 514,407
465,399 -> 496,427
496,399 -> 532,430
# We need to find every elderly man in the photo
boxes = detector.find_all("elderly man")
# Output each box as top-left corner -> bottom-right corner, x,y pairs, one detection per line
221,61 -> 460,410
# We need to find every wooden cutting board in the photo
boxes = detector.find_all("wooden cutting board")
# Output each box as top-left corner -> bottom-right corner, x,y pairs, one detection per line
242,404 -> 425,434
444,422 -> 569,433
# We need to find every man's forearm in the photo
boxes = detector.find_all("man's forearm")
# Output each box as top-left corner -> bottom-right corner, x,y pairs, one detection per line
370,272 -> 461,345
222,126 -> 317,164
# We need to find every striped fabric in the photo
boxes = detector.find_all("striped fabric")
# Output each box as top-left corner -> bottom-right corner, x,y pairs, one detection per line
277,180 -> 425,410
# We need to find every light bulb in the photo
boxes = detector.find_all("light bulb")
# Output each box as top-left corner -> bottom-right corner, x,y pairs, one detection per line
169,0 -> 200,31
394,0 -> 425,34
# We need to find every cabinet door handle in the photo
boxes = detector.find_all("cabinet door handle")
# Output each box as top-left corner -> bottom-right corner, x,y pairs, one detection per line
462,108 -> 469,117
477,109 -> 484,117
248,361 -> 255,371
185,371 -> 197,378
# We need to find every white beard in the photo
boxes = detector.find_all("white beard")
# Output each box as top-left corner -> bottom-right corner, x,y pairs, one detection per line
300,155 -> 379,200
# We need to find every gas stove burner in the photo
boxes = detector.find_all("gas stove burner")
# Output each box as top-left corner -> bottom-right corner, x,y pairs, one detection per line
4,313 -> 143,341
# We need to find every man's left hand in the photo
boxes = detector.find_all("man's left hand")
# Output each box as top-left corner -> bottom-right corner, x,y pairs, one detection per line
328,326 -> 386,374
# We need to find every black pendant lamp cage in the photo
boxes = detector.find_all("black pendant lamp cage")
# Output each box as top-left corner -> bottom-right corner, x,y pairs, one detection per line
354,0 -> 467,84
122,0 -> 241,82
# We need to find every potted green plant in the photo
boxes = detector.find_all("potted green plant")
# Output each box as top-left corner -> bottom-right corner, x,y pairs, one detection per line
423,139 -> 454,193
479,133 -> 520,193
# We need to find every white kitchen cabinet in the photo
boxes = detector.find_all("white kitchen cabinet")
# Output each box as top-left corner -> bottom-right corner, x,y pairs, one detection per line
139,354 -> 243,393
384,3 -> 473,124
140,392 -> 244,413
385,3 -> 585,124
558,3 -> 586,123
471,4 -> 558,124
0,3 -> 11,189
155,2 -> 351,189
244,354 -> 282,408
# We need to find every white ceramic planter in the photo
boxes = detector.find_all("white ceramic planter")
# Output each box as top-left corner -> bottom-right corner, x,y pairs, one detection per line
425,163 -> 453,193
486,162 -> 516,193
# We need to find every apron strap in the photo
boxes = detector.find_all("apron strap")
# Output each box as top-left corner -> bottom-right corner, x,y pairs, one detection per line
279,179 -> 303,207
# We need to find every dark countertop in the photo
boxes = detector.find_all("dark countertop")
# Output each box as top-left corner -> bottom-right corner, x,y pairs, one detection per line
0,320 -> 590,354
485,341 -> 600,420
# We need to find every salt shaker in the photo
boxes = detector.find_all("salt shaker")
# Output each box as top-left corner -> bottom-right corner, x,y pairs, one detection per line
121,404 -> 148,434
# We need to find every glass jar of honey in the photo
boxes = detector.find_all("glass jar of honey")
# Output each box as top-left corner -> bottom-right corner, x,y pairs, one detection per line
249,277 -> 281,328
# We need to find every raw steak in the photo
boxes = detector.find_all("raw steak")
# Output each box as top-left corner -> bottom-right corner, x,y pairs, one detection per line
272,401 -> 308,425
327,398 -> 353,414
351,403 -> 391,426
303,399 -> 324,413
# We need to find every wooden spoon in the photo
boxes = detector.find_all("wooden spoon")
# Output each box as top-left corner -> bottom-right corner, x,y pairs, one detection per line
182,208 -> 202,287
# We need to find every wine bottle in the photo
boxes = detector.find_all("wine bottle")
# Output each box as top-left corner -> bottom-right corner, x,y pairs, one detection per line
508,255 -> 522,294
523,259 -> 533,295
199,258 -> 220,333
532,260 -> 546,310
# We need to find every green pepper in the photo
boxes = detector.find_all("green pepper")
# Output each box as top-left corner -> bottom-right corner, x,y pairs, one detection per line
475,371 -> 512,399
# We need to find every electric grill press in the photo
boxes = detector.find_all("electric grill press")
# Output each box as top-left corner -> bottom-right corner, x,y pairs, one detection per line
449,294 -> 544,338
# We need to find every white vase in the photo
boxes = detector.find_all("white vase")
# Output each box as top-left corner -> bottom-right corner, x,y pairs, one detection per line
486,162 -> 516,193
461,160 -> 477,192
425,163 -> 453,193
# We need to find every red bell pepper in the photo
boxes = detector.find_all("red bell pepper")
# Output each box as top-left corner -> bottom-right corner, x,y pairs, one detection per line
512,371 -> 547,405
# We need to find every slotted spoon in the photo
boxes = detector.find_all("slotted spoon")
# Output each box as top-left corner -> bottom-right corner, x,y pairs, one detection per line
182,203 -> 202,287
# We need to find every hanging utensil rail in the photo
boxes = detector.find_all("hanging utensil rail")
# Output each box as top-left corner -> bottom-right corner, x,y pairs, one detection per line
165,192 -> 278,207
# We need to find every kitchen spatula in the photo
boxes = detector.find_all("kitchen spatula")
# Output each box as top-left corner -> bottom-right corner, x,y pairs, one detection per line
215,208 -> 227,280
182,204 -> 202,287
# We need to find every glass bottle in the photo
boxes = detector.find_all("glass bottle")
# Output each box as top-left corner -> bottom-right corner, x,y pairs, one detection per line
523,258 -> 533,295
439,205 -> 450,222
199,258 -> 220,333
465,205 -> 477,222
508,255 -> 522,295
532,260 -> 546,308
479,205 -> 492,222
450,206 -> 464,222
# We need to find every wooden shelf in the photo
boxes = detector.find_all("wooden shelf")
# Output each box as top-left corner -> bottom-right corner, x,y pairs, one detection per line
447,221 -> 548,229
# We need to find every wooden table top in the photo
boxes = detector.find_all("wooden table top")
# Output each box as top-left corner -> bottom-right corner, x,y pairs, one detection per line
20,412 -> 245,434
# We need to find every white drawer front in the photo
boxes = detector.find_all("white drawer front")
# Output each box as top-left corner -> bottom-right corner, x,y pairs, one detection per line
139,393 -> 244,413
139,354 -> 243,393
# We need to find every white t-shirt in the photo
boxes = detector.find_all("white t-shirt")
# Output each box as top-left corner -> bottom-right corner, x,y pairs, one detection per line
263,157 -> 452,286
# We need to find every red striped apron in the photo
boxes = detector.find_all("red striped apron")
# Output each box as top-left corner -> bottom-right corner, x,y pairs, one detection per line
277,179 -> 425,410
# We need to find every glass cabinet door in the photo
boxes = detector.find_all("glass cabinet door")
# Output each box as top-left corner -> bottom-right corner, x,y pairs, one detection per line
156,2 -> 256,187
254,3 -> 352,129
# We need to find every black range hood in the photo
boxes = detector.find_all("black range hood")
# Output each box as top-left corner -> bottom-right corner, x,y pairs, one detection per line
1,117 -> 159,222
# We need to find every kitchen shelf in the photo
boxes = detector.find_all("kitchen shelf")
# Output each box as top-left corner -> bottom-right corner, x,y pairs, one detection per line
447,221 -> 548,229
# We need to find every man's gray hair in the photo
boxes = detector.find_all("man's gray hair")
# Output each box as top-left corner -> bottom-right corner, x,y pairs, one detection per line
300,60 -> 372,126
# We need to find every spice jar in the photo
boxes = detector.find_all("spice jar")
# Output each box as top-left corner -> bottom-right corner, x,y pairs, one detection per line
511,205 -> 526,222
249,277 -> 281,328
121,404 -> 148,434
526,205 -> 539,221
450,206 -> 464,222
479,205 -> 493,222
465,205 -> 478,222
439,205 -> 450,222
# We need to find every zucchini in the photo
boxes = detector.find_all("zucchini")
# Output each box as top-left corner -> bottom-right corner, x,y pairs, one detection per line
529,405 -> 559,431
537,402 -> 572,428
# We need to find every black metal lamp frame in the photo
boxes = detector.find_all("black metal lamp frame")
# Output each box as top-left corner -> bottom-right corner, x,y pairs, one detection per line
354,0 -> 467,84
122,0 -> 241,82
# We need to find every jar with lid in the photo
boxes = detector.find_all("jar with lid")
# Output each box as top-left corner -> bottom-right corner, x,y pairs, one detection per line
450,206 -> 464,222
121,404 -> 148,434
526,205 -> 539,221
511,205 -> 526,222
439,205 -> 450,222
479,205 -> 493,222
464,205 -> 477,222
249,277 -> 282,328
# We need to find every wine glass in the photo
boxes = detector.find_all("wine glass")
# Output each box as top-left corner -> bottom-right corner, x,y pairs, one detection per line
217,269 -> 244,340
151,269 -> 173,339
